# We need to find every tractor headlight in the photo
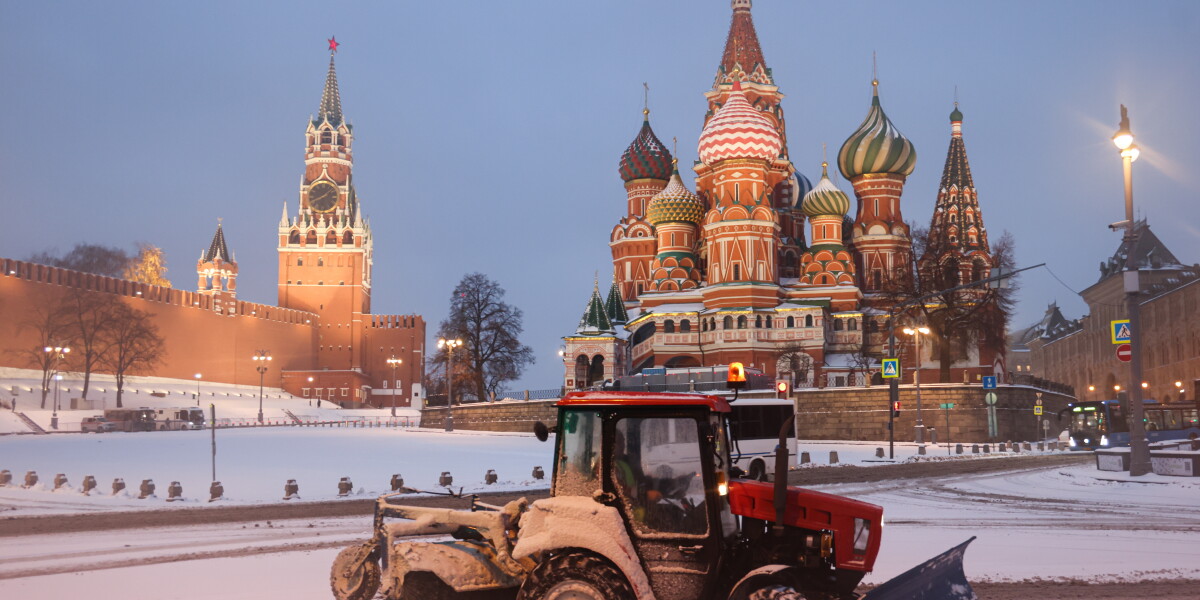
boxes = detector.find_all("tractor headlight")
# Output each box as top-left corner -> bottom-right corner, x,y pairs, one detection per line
1100,435 -> 1109,446
853,518 -> 871,554
1069,437 -> 1077,448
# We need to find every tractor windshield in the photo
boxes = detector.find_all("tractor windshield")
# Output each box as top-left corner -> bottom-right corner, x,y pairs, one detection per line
555,409 -> 603,497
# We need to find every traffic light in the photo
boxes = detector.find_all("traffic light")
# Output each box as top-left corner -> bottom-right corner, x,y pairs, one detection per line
776,380 -> 789,398
727,362 -> 747,390
892,401 -> 901,418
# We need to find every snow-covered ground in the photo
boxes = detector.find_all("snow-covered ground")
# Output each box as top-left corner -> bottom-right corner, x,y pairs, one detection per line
3,420 -> 1199,597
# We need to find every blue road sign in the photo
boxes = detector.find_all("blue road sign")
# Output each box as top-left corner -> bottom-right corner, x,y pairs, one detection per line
881,358 -> 900,379
982,375 -> 997,389
1110,320 -> 1131,344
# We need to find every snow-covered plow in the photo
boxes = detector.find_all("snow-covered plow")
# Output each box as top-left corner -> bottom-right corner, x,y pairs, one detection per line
331,390 -> 977,600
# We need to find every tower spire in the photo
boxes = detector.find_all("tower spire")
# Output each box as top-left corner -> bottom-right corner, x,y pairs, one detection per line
317,37 -> 343,127
719,0 -> 770,85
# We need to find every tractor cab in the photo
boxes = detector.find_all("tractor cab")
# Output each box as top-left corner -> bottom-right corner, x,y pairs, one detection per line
552,392 -> 735,600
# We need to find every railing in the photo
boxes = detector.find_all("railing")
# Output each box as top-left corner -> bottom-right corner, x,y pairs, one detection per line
1009,374 -> 1075,396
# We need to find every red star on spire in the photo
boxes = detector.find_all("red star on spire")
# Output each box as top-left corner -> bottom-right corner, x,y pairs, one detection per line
327,36 -> 340,53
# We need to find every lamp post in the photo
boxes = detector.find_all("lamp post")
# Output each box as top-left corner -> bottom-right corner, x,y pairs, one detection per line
252,350 -> 272,424
386,354 -> 403,417
43,346 -> 70,430
903,326 -> 931,444
437,338 -> 462,432
309,376 -> 318,408
1112,105 -> 1151,476
194,373 -> 202,406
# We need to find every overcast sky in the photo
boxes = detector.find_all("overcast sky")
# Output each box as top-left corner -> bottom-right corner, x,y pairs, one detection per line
2,1 -> 1197,390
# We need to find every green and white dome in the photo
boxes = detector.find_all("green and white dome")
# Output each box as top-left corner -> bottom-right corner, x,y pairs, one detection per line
838,81 -> 916,179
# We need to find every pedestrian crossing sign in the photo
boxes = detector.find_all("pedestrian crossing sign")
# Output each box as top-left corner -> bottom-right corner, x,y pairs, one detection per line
881,358 -> 900,379
1110,319 -> 1131,344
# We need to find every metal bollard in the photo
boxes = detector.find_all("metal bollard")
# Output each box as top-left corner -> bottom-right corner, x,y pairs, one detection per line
138,479 -> 156,499
1037,442 -> 1044,451
972,444 -> 979,454
1023,442 -> 1032,452
1012,443 -> 1021,453
999,442 -> 1007,452
22,471 -> 38,489
983,444 -> 990,453
955,444 -> 963,455
439,471 -> 453,487
209,481 -> 224,502
0,469 -> 11,487
283,479 -> 300,500
337,477 -> 353,497
918,446 -> 927,456
390,474 -> 405,492
113,477 -> 126,495
54,473 -> 69,490
875,447 -> 884,458
167,481 -> 183,502
82,475 -> 97,495
800,451 -> 810,465
829,451 -> 839,465
532,466 -> 545,480
485,469 -> 498,485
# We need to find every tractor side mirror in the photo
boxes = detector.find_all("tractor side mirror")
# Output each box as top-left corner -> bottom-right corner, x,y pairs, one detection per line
534,421 -> 550,442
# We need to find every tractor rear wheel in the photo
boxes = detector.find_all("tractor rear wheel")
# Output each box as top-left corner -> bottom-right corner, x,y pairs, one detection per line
746,585 -> 804,600
517,552 -> 634,600
748,459 -> 768,482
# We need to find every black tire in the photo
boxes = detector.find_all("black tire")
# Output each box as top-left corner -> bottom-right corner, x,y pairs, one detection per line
392,572 -> 453,600
728,569 -> 807,600
517,552 -> 635,600
748,459 -> 768,482
747,585 -> 804,600
330,544 -> 381,600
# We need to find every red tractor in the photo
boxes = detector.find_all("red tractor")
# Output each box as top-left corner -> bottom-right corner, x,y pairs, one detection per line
332,390 -> 975,600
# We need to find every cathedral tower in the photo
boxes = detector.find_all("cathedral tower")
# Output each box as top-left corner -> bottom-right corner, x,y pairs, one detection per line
278,39 -> 374,371
647,161 -> 704,292
925,103 -> 991,283
611,108 -> 672,304
196,221 -> 238,313
839,79 -> 916,295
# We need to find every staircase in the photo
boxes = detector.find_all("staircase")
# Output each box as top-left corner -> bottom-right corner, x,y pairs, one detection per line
14,412 -> 47,434
283,409 -> 303,425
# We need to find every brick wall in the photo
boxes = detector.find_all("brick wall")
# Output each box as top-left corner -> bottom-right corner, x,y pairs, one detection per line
421,400 -> 558,433
795,384 -> 1073,443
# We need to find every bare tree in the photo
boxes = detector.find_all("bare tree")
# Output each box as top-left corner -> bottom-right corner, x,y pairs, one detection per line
12,290 -> 75,408
28,243 -> 131,277
775,343 -> 815,387
59,288 -> 122,400
100,304 -> 165,408
434,273 -> 535,402
124,244 -> 170,287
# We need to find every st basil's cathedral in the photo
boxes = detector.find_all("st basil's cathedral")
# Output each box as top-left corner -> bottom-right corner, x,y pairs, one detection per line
562,0 -> 998,390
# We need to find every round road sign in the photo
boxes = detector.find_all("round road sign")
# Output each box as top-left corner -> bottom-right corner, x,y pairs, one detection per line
985,392 -> 997,406
1116,344 -> 1132,363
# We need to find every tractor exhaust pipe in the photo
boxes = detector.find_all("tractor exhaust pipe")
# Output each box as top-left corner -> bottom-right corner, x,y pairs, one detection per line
772,417 -> 791,534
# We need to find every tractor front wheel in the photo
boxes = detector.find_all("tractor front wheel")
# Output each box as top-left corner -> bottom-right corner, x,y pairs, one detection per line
517,552 -> 635,600
746,585 -> 804,600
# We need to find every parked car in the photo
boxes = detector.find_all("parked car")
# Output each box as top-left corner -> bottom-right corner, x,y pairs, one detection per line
81,416 -> 117,433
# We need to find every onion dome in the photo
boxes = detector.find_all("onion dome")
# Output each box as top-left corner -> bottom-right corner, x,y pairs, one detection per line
646,162 -> 704,226
698,81 -> 782,164
788,168 -> 813,208
950,104 -> 963,123
801,162 -> 851,217
838,81 -> 916,179
619,110 -> 673,182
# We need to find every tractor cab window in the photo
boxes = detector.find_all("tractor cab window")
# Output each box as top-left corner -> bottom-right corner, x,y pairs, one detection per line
613,417 -> 708,537
555,410 -> 603,497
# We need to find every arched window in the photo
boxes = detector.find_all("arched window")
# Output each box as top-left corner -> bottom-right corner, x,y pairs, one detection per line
805,315 -> 814,327
680,320 -> 691,332
764,317 -> 772,329
306,231 -> 317,245
343,231 -> 354,244
733,264 -> 741,281
755,315 -> 763,328
664,320 -> 676,333
296,257 -> 304,266
737,316 -> 747,329
723,316 -> 733,329
834,318 -> 843,331
289,231 -> 300,244
848,318 -> 857,331
318,257 -> 324,267
786,316 -> 795,328
321,131 -> 332,144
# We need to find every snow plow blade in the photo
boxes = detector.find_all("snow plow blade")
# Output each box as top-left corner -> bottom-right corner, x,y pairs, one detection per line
861,536 -> 977,600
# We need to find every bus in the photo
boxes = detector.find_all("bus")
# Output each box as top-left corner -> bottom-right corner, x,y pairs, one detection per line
103,407 -> 157,432
155,407 -> 206,430
1063,398 -> 1200,451
727,397 -> 797,481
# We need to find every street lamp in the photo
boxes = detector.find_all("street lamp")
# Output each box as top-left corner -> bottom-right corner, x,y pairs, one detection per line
43,346 -> 70,430
252,350 -> 272,424
902,326 -> 931,444
1112,104 -> 1151,476
194,373 -> 202,406
309,376 -> 318,408
437,338 -> 463,432
386,354 -> 403,418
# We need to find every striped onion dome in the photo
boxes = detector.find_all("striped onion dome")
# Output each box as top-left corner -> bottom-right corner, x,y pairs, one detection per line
788,167 -> 813,208
801,162 -> 851,217
646,163 -> 704,226
698,81 -> 782,164
838,82 -> 916,179
619,110 -> 673,182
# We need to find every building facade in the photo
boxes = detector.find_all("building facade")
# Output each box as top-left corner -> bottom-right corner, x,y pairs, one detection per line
563,1 -> 1001,391
0,42 -> 425,408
